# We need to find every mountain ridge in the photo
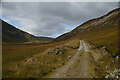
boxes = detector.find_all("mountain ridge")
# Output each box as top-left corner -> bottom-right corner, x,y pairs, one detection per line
52,8 -> 120,42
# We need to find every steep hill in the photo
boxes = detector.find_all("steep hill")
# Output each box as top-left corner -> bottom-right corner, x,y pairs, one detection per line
52,8 -> 120,57
2,20 -> 53,43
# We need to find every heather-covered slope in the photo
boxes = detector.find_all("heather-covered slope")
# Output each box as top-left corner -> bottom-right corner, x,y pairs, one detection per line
52,8 -> 120,57
2,20 -> 37,43
2,20 -> 53,43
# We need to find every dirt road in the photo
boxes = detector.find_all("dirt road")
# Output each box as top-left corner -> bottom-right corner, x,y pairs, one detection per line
48,40 -> 95,78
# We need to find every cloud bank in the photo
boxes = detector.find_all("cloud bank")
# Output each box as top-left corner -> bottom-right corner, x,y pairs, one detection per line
2,2 -> 118,37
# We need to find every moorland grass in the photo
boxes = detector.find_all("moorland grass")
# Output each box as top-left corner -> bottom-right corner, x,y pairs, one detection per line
2,40 -> 79,78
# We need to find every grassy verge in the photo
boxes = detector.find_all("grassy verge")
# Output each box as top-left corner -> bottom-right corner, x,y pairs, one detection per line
89,43 -> 119,78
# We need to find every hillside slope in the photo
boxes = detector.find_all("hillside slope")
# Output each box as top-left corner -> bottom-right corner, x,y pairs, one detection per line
2,20 -> 53,43
52,8 -> 120,57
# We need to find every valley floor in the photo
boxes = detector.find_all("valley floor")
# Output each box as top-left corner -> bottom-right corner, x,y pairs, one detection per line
45,40 -> 119,78
2,40 -> 119,78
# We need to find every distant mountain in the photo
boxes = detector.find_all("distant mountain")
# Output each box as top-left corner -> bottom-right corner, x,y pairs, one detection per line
2,20 -> 53,43
52,8 -> 120,57
36,37 -> 53,41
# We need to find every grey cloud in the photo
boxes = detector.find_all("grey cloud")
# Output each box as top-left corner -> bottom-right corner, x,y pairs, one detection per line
2,2 -> 118,37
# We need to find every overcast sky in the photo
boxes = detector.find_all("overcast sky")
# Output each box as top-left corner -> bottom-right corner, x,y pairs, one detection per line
1,2 -> 118,38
